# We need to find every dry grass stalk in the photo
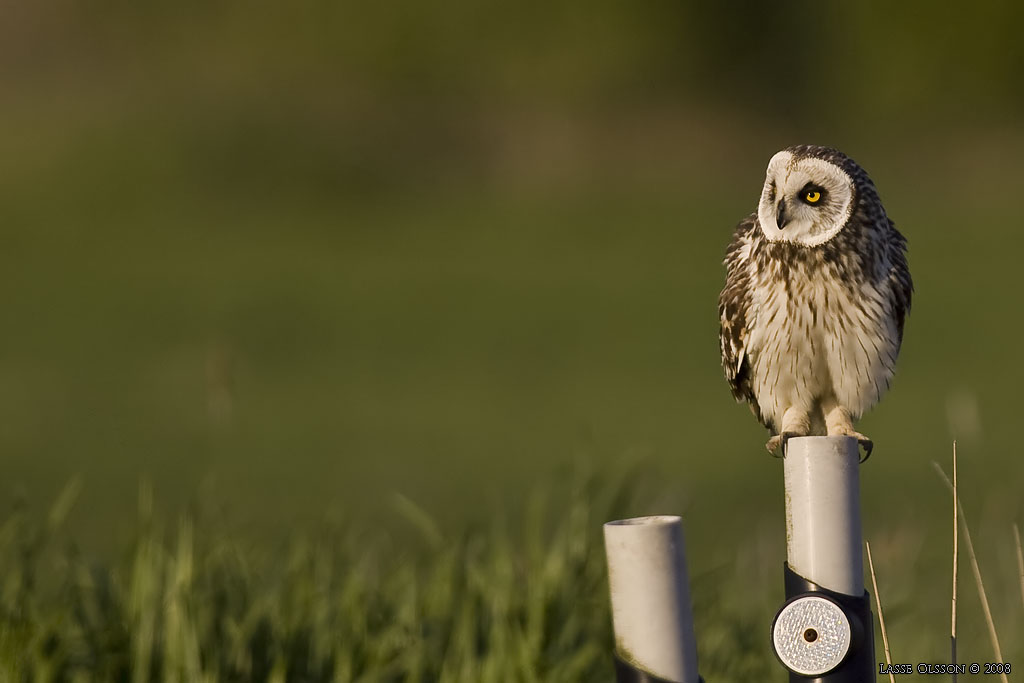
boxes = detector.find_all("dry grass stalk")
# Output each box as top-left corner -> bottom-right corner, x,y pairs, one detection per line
865,540 -> 895,683
951,442 -> 958,683
932,458 -> 1008,683
1014,522 -> 1023,611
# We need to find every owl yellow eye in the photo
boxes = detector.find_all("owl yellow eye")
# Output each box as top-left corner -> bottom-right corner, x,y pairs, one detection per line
805,190 -> 821,203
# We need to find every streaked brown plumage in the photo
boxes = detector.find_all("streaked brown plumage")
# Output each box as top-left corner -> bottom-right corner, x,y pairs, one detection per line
718,145 -> 912,455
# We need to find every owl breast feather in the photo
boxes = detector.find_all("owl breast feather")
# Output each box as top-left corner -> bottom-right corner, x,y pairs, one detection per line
720,215 -> 905,433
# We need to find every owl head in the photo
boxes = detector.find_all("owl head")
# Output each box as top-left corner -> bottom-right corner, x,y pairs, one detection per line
756,145 -> 875,247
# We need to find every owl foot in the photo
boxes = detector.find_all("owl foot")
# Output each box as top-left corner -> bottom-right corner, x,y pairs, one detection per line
831,430 -> 873,462
765,432 -> 800,458
851,433 -> 873,462
823,402 -> 874,462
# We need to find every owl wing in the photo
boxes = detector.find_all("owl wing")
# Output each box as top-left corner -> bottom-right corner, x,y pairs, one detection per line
718,214 -> 759,408
886,219 -> 913,347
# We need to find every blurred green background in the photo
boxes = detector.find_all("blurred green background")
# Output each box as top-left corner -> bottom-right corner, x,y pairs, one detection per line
2,0 -> 1023,674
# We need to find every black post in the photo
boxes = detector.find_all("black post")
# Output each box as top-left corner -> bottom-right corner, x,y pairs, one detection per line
772,563 -> 875,682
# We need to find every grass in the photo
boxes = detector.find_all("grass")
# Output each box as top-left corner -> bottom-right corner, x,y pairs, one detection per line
0,474 -> 630,682
0,465 -> 1020,682
0,474 -> 621,681
934,457 -> 1008,683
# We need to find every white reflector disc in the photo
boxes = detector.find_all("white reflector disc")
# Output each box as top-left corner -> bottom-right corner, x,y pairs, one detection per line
772,596 -> 851,675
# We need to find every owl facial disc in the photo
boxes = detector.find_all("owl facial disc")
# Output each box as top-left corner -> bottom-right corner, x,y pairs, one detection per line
757,151 -> 855,247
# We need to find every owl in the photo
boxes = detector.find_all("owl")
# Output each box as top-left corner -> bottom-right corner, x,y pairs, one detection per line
718,145 -> 912,457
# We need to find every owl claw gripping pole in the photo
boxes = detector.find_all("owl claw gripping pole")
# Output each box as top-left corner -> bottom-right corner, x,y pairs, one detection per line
772,436 -> 875,682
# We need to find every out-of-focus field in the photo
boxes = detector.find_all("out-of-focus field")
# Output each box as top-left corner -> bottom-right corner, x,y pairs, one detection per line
1,2 -> 1023,679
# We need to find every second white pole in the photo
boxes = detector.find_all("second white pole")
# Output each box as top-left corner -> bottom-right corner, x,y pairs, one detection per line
604,515 -> 700,683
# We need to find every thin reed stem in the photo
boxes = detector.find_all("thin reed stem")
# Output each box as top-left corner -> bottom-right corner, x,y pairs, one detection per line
865,540 -> 894,683
932,459 -> 1008,683
1014,522 -> 1023,611
951,443 -> 958,683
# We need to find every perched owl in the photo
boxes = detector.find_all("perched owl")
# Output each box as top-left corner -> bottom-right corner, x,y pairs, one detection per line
718,145 -> 912,457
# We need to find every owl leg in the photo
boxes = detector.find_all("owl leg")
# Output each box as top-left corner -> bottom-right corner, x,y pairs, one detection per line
824,400 -> 873,461
765,406 -> 812,456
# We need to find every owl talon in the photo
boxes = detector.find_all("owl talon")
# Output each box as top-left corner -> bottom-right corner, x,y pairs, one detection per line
833,430 -> 874,462
765,432 -> 800,457
856,437 -> 874,463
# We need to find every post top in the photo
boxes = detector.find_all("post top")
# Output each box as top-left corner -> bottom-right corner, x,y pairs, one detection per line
786,435 -> 858,445
605,515 -> 681,528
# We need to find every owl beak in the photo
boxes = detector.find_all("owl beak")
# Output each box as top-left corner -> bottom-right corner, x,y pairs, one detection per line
776,199 -> 789,230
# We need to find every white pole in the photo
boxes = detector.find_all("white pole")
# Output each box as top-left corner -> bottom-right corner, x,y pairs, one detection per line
603,516 -> 700,683
784,436 -> 864,595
